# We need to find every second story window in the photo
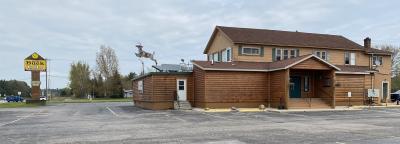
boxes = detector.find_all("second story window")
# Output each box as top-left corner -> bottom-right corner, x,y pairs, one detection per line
315,51 -> 327,60
276,49 -> 282,60
274,48 -> 299,61
213,52 -> 219,62
345,52 -> 356,65
242,47 -> 260,55
221,48 -> 232,62
290,49 -> 296,58
283,49 -> 289,59
373,56 -> 383,66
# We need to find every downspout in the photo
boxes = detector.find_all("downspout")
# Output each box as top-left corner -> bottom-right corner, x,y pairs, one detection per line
268,72 -> 271,108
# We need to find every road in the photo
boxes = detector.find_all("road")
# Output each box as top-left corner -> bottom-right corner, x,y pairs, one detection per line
1,102 -> 400,144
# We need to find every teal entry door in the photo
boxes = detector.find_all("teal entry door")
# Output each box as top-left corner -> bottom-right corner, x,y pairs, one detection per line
290,76 -> 301,98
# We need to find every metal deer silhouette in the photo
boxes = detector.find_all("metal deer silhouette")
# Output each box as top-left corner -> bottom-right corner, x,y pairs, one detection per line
135,43 -> 158,65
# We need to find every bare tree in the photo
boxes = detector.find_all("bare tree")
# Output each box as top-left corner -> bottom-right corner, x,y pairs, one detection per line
96,45 -> 119,97
378,45 -> 400,77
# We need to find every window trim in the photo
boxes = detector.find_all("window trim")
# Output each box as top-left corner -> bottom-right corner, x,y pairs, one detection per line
345,52 -> 350,65
212,52 -> 219,62
138,80 -> 144,94
242,47 -> 261,56
372,56 -> 383,66
226,47 -> 232,62
314,50 -> 327,60
350,52 -> 356,65
304,76 -> 310,92
345,52 -> 356,65
275,48 -> 299,61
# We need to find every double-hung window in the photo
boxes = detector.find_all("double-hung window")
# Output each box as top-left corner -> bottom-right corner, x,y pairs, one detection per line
290,49 -> 296,58
213,53 -> 219,62
242,47 -> 260,55
283,49 -> 289,59
304,76 -> 310,92
315,51 -> 327,60
373,56 -> 383,66
276,49 -> 282,61
221,48 -> 232,62
345,52 -> 356,65
274,48 -> 299,61
226,48 -> 231,61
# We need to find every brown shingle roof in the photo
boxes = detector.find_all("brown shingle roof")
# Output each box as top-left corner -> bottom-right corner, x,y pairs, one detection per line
192,61 -> 269,71
192,54 -> 341,72
204,26 -> 364,53
365,48 -> 392,55
335,65 -> 374,73
205,26 -> 391,56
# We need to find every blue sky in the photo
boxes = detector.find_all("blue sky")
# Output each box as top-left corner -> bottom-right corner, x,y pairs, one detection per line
0,0 -> 400,88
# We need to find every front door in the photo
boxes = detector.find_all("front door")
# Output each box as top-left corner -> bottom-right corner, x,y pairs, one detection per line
177,79 -> 187,101
382,82 -> 388,103
290,76 -> 301,98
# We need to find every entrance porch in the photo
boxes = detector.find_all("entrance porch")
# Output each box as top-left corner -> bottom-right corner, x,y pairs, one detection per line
288,69 -> 336,109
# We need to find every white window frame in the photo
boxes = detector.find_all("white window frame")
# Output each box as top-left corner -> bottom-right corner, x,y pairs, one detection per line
138,80 -> 143,94
275,48 -> 298,61
213,53 -> 219,62
242,47 -> 260,55
226,48 -> 232,62
373,56 -> 383,66
315,51 -> 327,60
350,53 -> 356,65
290,49 -> 296,58
304,76 -> 310,92
222,50 -> 227,62
276,49 -> 282,61
283,49 -> 289,60
345,52 -> 350,65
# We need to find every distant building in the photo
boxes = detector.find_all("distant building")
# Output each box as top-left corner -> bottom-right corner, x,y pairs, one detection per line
124,90 -> 133,98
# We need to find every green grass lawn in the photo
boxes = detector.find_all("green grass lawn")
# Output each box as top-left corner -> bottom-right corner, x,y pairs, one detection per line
0,102 -> 39,108
48,97 -> 132,103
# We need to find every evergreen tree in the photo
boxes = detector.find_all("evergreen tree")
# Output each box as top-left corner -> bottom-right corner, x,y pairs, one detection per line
110,70 -> 123,98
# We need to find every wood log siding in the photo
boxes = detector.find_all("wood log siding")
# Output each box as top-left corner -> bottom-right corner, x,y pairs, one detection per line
132,76 -> 153,102
132,73 -> 193,110
270,70 -> 287,108
335,74 -> 366,105
193,66 -> 205,106
315,70 -> 335,107
204,71 -> 269,103
291,57 -> 331,70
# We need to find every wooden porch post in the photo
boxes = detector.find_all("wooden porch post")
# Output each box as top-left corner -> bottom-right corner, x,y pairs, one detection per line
331,70 -> 336,108
285,69 -> 290,109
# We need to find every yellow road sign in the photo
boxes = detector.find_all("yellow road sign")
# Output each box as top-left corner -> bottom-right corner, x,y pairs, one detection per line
24,52 -> 47,71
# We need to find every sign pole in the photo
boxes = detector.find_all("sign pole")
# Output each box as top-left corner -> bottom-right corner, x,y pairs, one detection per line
24,52 -> 47,105
31,71 -> 41,100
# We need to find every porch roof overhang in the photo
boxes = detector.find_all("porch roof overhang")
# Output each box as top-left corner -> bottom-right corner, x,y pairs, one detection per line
192,54 -> 341,72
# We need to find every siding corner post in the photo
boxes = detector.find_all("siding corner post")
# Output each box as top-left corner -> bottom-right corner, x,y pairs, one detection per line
285,69 -> 290,109
331,70 -> 336,108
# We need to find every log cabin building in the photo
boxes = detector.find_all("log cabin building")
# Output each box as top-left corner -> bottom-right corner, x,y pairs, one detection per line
133,26 -> 392,110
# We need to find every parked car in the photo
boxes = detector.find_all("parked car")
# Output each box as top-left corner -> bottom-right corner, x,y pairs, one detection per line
40,96 -> 47,101
391,93 -> 400,102
5,96 -> 24,102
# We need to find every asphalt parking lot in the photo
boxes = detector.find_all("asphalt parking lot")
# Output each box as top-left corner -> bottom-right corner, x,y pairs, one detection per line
1,102 -> 400,144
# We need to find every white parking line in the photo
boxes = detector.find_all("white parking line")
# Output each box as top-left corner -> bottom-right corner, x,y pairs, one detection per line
0,110 -> 43,127
106,107 -> 119,117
